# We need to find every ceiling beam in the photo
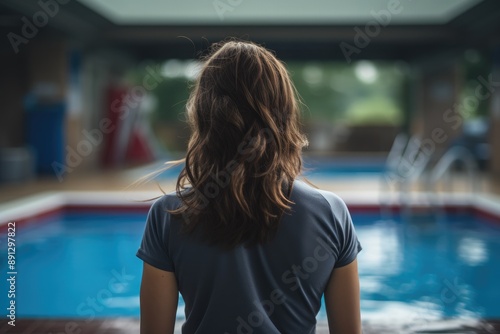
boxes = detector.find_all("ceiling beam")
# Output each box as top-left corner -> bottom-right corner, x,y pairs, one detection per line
0,0 -> 112,41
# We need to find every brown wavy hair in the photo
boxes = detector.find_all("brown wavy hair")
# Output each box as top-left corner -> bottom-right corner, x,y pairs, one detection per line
169,40 -> 308,249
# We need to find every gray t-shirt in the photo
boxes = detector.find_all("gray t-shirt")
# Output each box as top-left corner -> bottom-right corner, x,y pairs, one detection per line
136,179 -> 362,334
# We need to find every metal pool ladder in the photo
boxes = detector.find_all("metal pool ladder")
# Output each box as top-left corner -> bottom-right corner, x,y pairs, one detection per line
380,133 -> 433,221
381,137 -> 479,221
427,145 -> 479,211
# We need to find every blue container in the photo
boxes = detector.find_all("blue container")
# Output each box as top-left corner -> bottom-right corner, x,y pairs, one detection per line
25,102 -> 65,174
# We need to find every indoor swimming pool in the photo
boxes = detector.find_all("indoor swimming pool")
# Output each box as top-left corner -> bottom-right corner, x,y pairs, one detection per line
1,207 -> 499,326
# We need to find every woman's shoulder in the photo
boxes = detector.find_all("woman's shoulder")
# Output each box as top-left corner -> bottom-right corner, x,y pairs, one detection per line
292,179 -> 350,217
149,191 -> 183,213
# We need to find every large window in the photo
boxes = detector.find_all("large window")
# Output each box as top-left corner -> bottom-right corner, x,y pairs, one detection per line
131,60 -> 408,153
288,61 -> 406,126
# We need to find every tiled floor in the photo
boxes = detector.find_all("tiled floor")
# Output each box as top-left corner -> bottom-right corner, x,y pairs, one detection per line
1,318 -> 499,333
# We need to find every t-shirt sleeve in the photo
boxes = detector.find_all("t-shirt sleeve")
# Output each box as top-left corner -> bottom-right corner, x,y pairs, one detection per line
334,206 -> 362,268
136,197 -> 175,272
319,191 -> 362,268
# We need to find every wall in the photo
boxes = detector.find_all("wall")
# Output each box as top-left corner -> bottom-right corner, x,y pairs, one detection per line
0,51 -> 27,147
412,56 -> 462,165
490,65 -> 500,177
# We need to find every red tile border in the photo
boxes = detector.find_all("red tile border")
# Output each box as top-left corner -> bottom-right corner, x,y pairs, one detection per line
1,200 -> 499,232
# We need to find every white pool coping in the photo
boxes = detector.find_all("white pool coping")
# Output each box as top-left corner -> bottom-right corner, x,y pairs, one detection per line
0,190 -> 499,226
0,191 -> 156,225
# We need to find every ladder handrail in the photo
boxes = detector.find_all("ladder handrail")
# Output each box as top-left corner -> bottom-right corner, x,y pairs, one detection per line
385,133 -> 408,171
383,134 -> 432,185
430,145 -> 478,196
381,137 -> 479,222
430,146 -> 478,184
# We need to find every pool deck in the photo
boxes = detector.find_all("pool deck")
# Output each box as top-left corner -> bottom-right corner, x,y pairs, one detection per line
1,167 -> 500,204
1,318 -> 499,333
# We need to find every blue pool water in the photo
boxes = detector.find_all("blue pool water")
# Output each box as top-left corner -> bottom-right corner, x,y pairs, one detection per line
302,157 -> 386,177
1,210 -> 499,322
149,157 -> 386,179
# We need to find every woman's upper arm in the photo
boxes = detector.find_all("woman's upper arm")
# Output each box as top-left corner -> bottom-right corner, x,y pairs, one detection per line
324,258 -> 362,334
140,262 -> 178,334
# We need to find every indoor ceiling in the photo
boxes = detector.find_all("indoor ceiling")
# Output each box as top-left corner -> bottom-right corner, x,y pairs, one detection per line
1,0 -> 499,60
77,0 -> 482,25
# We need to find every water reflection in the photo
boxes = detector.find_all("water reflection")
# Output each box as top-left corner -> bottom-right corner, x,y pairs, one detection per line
355,214 -> 500,321
458,237 -> 488,266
